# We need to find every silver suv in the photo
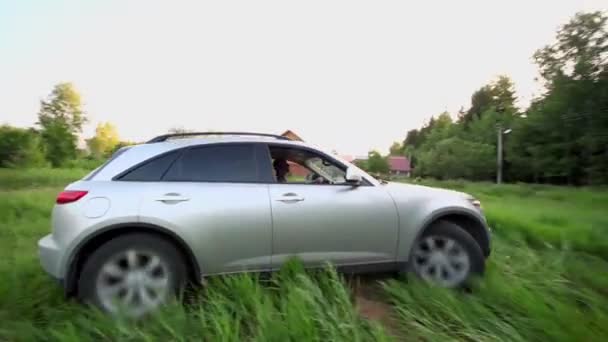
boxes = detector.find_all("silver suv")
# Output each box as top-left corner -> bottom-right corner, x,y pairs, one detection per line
38,132 -> 491,316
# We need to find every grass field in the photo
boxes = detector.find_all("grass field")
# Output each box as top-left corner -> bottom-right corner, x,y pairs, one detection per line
1,169 -> 607,341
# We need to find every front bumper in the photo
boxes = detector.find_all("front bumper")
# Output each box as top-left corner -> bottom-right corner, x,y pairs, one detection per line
38,234 -> 64,281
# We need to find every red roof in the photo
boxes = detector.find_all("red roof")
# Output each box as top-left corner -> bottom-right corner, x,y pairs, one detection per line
388,156 -> 411,172
340,155 -> 355,162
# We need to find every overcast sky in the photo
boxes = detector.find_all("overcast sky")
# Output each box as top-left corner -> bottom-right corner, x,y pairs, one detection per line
1,0 -> 606,155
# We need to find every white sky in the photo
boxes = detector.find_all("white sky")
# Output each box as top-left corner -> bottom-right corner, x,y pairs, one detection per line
1,0 -> 606,155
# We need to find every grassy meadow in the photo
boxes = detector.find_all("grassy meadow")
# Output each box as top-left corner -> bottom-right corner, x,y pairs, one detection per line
1,169 -> 607,341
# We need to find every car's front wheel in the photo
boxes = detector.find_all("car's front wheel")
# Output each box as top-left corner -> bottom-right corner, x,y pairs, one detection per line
410,220 -> 484,288
78,233 -> 187,317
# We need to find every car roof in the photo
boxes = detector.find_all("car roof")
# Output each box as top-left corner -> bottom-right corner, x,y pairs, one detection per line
89,136 -> 311,181
151,135 -> 308,148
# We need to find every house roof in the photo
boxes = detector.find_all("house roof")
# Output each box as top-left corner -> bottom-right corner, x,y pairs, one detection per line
388,156 -> 411,172
280,130 -> 304,141
340,155 -> 355,162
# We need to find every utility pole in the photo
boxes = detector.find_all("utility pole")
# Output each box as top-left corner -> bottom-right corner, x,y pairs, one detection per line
497,125 -> 503,184
497,125 -> 512,184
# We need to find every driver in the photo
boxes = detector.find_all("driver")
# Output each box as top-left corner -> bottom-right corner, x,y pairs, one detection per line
273,158 -> 290,183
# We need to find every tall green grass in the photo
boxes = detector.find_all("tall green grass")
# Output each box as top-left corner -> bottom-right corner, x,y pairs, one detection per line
1,169 -> 607,341
386,239 -> 608,341
0,168 -> 88,190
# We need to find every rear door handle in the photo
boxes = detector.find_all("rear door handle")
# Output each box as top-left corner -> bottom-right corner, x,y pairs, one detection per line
155,193 -> 190,203
276,192 -> 305,203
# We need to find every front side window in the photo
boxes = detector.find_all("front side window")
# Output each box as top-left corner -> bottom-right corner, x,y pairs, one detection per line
269,146 -> 347,185
163,144 -> 258,182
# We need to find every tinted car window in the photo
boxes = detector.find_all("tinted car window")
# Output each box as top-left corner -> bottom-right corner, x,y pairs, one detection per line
118,151 -> 180,181
163,144 -> 258,182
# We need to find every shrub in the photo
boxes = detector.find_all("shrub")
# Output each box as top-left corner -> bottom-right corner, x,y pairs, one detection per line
0,125 -> 47,168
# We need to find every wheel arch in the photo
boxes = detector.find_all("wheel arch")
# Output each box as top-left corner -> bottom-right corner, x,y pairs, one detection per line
63,223 -> 201,296
413,209 -> 491,259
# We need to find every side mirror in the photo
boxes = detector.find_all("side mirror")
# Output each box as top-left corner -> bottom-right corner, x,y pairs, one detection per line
345,167 -> 362,185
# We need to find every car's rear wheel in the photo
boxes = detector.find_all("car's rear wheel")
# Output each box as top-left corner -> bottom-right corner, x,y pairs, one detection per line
78,233 -> 187,317
410,220 -> 484,287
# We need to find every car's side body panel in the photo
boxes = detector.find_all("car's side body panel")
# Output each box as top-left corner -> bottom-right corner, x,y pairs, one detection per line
267,183 -> 399,268
138,182 -> 273,275
49,180 -> 149,278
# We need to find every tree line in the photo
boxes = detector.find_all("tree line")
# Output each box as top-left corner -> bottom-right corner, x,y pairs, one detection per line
387,11 -> 608,185
0,82 -> 129,169
1,11 -> 606,186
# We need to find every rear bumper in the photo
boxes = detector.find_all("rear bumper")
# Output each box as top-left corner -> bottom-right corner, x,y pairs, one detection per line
38,234 -> 65,281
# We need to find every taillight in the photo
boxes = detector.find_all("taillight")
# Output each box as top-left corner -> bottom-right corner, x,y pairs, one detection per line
56,190 -> 88,204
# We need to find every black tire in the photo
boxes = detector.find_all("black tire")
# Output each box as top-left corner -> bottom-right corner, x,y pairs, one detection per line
78,233 -> 187,316
409,220 -> 485,287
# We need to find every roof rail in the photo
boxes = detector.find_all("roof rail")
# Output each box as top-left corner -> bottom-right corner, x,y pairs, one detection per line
146,132 -> 291,143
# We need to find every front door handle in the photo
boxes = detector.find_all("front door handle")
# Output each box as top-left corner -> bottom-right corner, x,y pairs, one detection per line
276,192 -> 305,203
155,193 -> 190,203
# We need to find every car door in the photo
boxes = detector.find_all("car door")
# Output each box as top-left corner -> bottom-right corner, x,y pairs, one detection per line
136,143 -> 274,275
264,144 -> 399,269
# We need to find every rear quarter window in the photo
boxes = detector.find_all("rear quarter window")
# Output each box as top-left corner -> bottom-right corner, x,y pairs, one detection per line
116,151 -> 180,181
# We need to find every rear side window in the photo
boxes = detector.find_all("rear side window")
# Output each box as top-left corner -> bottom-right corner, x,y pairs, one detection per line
163,144 -> 258,182
118,151 -> 179,181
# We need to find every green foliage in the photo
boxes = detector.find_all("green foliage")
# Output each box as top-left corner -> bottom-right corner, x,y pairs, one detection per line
414,137 -> 495,180
0,125 -> 46,168
37,83 -> 87,167
367,151 -> 390,174
86,122 -> 120,159
353,159 -> 369,171
63,157 -> 104,171
459,75 -> 517,125
403,11 -> 608,185
508,11 -> 608,185
534,12 -> 607,83
0,168 -> 88,190
388,142 -> 403,156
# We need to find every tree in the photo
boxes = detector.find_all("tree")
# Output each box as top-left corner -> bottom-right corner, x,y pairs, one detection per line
460,76 -> 518,125
0,125 -> 46,168
462,85 -> 493,124
403,129 -> 421,149
395,12 -> 608,185
491,75 -> 517,113
86,122 -> 120,158
414,137 -> 494,180
367,151 -> 390,174
110,141 -> 137,154
511,11 -> 608,184
534,12 -> 607,83
389,142 -> 403,156
37,83 -> 86,166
